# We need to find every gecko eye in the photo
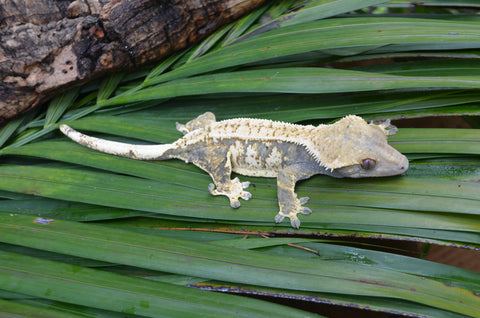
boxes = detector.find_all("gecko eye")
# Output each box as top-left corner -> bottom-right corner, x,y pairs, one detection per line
361,158 -> 376,170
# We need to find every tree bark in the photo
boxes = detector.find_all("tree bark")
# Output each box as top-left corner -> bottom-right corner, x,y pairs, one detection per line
0,0 -> 265,124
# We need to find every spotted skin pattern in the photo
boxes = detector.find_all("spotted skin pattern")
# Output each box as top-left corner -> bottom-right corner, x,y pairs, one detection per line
60,112 -> 408,228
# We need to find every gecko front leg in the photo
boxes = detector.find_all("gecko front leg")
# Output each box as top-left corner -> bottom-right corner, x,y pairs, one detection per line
274,164 -> 319,229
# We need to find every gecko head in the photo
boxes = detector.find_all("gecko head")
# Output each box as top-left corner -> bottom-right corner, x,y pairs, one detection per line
314,115 -> 409,178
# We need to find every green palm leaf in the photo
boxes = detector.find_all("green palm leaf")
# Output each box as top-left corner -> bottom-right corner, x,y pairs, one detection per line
0,213 -> 478,316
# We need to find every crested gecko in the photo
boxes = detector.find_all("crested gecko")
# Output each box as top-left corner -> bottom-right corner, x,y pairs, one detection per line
60,112 -> 408,228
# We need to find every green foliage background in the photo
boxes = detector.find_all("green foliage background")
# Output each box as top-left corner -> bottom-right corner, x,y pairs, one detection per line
0,1 -> 479,317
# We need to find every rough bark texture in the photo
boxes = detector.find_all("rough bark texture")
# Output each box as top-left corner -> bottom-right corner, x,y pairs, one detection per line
0,0 -> 266,124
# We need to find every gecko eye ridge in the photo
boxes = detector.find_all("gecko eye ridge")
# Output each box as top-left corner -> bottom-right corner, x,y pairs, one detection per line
361,158 -> 376,170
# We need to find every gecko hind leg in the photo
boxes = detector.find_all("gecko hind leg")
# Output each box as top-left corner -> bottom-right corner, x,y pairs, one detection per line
206,153 -> 252,208
208,149 -> 251,208
274,164 -> 318,229
188,147 -> 251,208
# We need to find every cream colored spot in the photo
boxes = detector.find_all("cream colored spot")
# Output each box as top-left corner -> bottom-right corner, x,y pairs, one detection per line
245,144 -> 261,168
258,126 -> 271,137
265,146 -> 282,170
236,123 -> 251,135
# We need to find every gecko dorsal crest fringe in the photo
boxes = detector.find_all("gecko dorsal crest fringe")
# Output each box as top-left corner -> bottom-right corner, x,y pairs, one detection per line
60,112 -> 408,228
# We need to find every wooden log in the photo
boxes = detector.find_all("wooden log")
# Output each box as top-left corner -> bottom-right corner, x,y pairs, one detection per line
0,0 -> 265,124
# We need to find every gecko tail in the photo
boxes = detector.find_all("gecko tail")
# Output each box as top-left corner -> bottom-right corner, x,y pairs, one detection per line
59,125 -> 175,160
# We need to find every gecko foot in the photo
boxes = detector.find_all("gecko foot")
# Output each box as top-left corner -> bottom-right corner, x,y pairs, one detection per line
274,197 -> 311,229
208,177 -> 251,208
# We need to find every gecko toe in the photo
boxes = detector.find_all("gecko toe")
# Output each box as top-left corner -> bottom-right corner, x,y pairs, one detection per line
274,213 -> 285,224
290,216 -> 301,229
242,191 -> 252,200
230,199 -> 241,208
299,197 -> 309,205
275,213 -> 285,223
208,183 -> 216,194
300,207 -> 312,215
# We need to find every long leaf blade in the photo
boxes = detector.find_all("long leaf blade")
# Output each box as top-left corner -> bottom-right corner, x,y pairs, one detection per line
0,250 -> 314,318
0,213 -> 478,316
145,17 -> 480,85
109,67 -> 480,107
